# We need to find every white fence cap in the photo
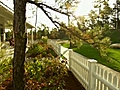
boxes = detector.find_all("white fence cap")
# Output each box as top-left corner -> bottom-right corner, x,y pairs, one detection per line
88,59 -> 97,63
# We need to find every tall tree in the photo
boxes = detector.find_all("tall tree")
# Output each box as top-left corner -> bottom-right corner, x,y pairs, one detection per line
94,0 -> 113,27
113,0 -> 120,29
13,0 -> 79,89
13,0 -> 27,90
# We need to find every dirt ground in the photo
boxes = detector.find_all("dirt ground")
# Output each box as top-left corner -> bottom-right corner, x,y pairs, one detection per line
64,71 -> 85,90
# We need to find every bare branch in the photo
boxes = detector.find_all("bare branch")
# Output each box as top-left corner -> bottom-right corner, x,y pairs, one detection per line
40,6 -> 59,28
27,0 -> 91,43
27,0 -> 69,16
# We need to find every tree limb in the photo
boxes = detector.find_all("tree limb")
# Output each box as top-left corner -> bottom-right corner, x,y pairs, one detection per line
27,0 -> 95,44
27,0 -> 69,16
40,6 -> 59,28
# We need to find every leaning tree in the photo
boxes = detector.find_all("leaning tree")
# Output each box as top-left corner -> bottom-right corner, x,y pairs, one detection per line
13,0 -> 79,89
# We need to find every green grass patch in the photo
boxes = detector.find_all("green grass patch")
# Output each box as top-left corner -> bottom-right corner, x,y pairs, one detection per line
60,29 -> 120,72
62,43 -> 120,72
61,43 -> 70,48
73,44 -> 101,60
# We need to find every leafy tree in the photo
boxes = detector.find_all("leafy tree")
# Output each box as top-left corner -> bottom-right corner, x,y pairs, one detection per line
36,27 -> 42,39
94,0 -> 113,27
49,28 -> 59,39
37,24 -> 50,39
59,0 -> 112,59
6,31 -> 13,41
13,0 -> 78,89
5,21 -> 13,40
112,0 -> 120,29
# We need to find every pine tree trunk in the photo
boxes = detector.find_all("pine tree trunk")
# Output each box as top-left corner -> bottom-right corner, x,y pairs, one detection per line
13,0 -> 27,90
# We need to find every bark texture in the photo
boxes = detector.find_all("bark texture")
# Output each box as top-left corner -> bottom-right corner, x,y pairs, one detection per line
13,0 -> 27,90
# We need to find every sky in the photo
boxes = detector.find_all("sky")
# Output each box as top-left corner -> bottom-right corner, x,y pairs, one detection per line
1,0 -> 115,29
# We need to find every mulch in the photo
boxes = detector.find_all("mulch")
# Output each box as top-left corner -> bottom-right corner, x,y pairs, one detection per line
64,71 -> 85,90
0,71 -> 85,90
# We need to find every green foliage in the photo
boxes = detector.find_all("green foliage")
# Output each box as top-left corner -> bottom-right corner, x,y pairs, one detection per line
41,36 -> 48,44
49,28 -> 59,39
68,23 -> 111,59
0,54 -> 68,89
62,43 -> 120,72
25,58 -> 68,90
69,0 -> 114,59
0,49 -> 6,58
55,0 -> 80,11
104,29 -> 120,43
37,24 -> 50,39
26,41 -> 57,58
6,31 -> 13,41
27,43 -> 45,57
88,25 -> 111,57
0,57 -> 12,84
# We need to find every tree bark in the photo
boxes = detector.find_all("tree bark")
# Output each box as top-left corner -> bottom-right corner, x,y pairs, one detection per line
13,0 -> 27,90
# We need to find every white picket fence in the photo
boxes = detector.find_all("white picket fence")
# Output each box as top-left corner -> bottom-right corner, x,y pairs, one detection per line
47,39 -> 120,90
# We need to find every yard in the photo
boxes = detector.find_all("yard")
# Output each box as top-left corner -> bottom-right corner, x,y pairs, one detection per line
0,40 -> 85,90
61,29 -> 120,72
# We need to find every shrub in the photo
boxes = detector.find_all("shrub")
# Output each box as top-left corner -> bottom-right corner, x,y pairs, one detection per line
25,58 -> 68,90
41,36 -> 48,44
0,57 -> 12,84
26,42 -> 57,58
27,43 -> 46,57
0,49 -> 6,58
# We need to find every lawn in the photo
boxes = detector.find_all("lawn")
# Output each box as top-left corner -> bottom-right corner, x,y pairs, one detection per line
62,28 -> 120,72
62,43 -> 120,72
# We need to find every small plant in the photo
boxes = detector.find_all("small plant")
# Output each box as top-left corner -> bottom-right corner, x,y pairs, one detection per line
41,36 -> 48,44
0,57 -> 12,84
26,42 -> 57,58
25,58 -> 68,90
0,49 -> 6,58
27,43 -> 46,57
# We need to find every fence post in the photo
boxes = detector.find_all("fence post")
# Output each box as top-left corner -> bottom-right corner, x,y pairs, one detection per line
68,49 -> 73,71
58,44 -> 61,58
47,39 -> 49,46
88,59 -> 97,90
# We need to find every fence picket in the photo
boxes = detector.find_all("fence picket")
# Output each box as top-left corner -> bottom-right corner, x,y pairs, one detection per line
113,76 -> 117,87
100,68 -> 104,90
104,70 -> 108,90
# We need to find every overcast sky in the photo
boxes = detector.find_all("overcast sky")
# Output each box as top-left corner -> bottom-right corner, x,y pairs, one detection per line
1,0 -> 115,29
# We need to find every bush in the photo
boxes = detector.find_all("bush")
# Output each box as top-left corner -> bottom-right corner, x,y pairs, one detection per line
27,43 -> 47,57
26,42 -> 57,58
0,57 -> 12,84
25,58 -> 68,90
0,49 -> 6,58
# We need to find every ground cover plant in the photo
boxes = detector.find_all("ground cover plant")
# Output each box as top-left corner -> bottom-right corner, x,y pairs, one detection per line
0,57 -> 12,85
25,58 -> 68,90
0,41 -> 85,90
26,40 -> 57,58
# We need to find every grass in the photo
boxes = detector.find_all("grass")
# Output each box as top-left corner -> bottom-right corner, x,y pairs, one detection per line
62,42 -> 120,72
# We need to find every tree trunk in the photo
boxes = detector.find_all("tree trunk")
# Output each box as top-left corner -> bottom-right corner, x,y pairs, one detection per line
13,0 -> 27,90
